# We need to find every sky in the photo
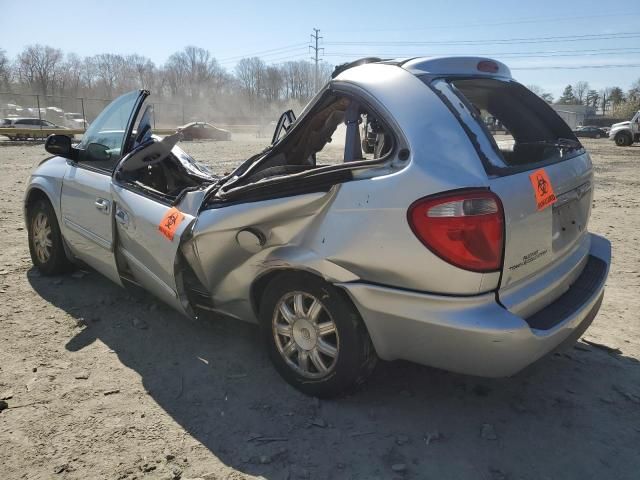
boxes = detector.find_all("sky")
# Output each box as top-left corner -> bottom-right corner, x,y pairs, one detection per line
1,0 -> 639,98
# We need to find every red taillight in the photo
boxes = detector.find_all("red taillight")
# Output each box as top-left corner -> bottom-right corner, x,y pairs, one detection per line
407,190 -> 504,273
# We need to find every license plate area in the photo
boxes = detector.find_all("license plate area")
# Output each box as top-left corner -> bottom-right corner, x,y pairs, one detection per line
552,194 -> 589,254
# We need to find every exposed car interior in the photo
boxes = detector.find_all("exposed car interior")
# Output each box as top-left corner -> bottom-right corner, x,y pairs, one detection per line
115,93 -> 394,202
223,93 -> 394,190
117,141 -> 216,200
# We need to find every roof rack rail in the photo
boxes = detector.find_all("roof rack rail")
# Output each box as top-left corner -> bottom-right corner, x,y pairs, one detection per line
331,57 -> 382,78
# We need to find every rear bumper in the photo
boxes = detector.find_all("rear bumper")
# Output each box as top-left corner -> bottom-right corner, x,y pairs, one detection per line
338,233 -> 611,377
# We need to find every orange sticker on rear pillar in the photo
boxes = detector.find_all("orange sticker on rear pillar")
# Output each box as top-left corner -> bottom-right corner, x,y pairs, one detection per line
529,169 -> 557,211
158,207 -> 185,241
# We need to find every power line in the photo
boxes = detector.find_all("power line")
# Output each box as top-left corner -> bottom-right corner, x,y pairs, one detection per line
322,48 -> 640,60
217,43 -> 309,63
325,31 -> 640,47
323,13 -> 640,33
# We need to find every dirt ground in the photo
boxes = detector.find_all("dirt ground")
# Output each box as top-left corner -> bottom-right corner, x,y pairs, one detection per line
0,137 -> 639,480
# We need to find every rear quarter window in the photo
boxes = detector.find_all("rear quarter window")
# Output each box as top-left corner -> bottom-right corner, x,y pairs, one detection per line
429,77 -> 583,175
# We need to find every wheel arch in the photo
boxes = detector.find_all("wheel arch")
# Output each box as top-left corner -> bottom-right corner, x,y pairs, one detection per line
249,267 -> 369,333
24,185 -> 60,226
24,185 -> 74,262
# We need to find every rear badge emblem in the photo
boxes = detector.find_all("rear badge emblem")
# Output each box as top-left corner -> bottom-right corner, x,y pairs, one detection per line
529,169 -> 557,211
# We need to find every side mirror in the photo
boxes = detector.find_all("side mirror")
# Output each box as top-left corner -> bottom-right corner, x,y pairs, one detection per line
45,134 -> 73,158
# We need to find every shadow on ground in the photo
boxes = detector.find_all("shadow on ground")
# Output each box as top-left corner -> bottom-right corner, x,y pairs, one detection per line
28,269 -> 640,480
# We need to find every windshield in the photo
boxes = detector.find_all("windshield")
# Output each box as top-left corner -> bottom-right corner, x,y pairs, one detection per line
78,91 -> 141,153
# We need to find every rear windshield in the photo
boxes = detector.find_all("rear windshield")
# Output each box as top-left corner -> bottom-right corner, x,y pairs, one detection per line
430,77 -> 582,174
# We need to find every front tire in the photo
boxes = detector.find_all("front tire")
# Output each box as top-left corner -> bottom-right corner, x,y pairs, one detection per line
27,199 -> 74,275
615,132 -> 632,146
259,272 -> 377,398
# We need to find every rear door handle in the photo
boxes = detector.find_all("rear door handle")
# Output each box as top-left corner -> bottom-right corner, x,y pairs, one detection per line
95,198 -> 110,213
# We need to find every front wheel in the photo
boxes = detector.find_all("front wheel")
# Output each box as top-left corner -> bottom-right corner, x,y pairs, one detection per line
28,199 -> 74,275
615,133 -> 632,147
259,272 -> 377,398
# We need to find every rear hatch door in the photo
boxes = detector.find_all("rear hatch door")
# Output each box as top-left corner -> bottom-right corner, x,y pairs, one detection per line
435,77 -> 593,316
489,155 -> 593,316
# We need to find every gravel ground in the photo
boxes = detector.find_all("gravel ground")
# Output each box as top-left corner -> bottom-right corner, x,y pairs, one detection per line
0,138 -> 639,480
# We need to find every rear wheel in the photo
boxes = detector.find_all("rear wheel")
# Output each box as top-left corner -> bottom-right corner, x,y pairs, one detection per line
259,272 -> 377,398
615,132 -> 632,146
28,199 -> 74,275
595,133 -> 601,139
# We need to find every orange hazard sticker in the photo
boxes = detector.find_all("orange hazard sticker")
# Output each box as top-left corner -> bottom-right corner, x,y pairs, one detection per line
529,169 -> 557,211
158,207 -> 185,241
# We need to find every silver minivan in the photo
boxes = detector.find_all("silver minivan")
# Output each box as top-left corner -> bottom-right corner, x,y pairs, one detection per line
25,57 -> 611,397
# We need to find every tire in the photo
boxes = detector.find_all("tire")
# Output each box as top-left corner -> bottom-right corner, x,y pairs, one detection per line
595,134 -> 601,139
615,132 -> 632,147
259,272 -> 377,398
27,199 -> 74,275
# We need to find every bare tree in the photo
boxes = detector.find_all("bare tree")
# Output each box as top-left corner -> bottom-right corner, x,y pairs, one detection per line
628,78 -> 640,106
599,88 -> 612,115
165,46 -> 225,101
16,44 -> 63,96
235,57 -> 266,100
263,66 -> 283,101
573,81 -> 589,105
58,53 -> 83,97
0,49 -> 11,90
281,60 -> 314,101
527,84 -> 554,103
125,54 -> 156,90
93,53 -> 125,98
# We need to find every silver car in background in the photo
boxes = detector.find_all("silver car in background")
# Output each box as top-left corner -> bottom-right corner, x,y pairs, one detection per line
24,57 -> 611,397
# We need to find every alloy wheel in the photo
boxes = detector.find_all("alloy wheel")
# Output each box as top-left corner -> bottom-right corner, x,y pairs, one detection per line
272,291 -> 339,379
31,211 -> 52,264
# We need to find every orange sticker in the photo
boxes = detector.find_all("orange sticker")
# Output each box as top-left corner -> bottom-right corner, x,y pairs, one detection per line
529,169 -> 557,211
158,207 -> 185,241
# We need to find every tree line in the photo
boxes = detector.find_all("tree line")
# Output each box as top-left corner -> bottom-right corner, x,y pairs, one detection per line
2,44 -> 639,122
528,80 -> 640,119
0,45 -> 334,122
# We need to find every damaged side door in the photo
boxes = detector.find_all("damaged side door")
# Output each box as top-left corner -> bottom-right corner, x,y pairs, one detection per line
111,105 -> 200,314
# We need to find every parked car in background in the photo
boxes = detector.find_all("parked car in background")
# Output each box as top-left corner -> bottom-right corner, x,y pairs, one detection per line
25,57 -> 610,397
1,117 -> 74,140
573,126 -> 607,139
178,121 -> 231,141
63,112 -> 89,129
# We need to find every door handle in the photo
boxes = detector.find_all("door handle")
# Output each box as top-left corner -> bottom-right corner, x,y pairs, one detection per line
95,198 -> 110,213
115,209 -> 130,228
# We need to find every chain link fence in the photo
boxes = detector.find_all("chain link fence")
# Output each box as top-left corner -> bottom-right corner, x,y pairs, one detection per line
0,93 -> 197,131
0,93 -> 290,140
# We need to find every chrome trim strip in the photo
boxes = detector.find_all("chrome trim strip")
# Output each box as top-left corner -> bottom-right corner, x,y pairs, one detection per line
63,217 -> 112,251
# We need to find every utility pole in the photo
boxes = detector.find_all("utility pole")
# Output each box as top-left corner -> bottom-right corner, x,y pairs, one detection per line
310,28 -> 324,92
